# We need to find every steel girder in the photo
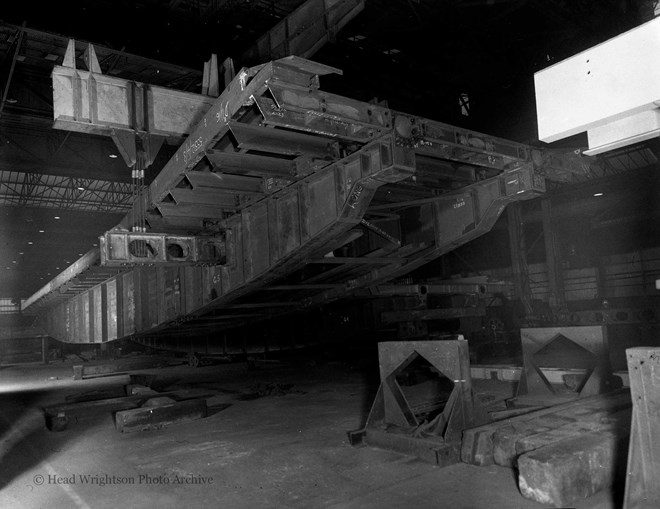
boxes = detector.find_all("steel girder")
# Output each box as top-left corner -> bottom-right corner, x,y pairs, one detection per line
241,0 -> 366,64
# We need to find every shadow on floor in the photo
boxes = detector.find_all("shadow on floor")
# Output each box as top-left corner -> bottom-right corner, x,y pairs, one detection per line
0,388 -> 78,490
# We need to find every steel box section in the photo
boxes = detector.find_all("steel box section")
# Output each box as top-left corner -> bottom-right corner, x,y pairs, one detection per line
52,65 -> 215,139
100,231 -> 227,266
37,136 -> 414,344
310,164 -> 545,302
402,113 -> 531,170
535,17 -> 660,144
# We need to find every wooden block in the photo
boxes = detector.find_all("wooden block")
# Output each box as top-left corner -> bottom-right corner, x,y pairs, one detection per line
461,426 -> 497,466
78,358 -> 175,379
44,389 -> 217,415
517,429 -> 630,506
125,384 -> 146,396
492,413 -> 576,467
364,428 -> 459,467
509,394 -> 578,408
515,423 -> 601,458
129,374 -> 157,387
66,386 -> 127,403
461,389 -> 630,466
143,397 -> 177,407
125,384 -> 158,396
115,398 -> 208,433
497,409 -> 631,467
72,365 -> 83,380
45,411 -> 69,432
489,406 -> 543,420
493,425 -> 553,467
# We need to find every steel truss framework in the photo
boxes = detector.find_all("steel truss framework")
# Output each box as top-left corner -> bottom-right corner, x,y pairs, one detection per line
0,170 -> 132,212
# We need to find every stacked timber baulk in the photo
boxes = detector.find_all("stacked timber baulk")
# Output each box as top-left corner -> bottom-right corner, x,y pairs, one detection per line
461,389 -> 632,507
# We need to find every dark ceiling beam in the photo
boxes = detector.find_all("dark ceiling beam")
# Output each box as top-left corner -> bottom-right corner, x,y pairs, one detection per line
0,130 -> 132,181
0,23 -> 25,120
0,22 -> 203,80
0,159 -> 130,182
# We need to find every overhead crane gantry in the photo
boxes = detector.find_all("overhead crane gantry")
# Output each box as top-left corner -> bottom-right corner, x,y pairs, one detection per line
22,40 -> 586,352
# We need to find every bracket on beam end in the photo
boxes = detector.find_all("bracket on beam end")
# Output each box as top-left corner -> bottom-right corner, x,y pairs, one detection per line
62,39 -> 76,69
62,40 -> 101,73
138,133 -> 166,167
110,129 -> 136,167
531,149 -> 589,183
202,54 -> 235,96
109,131 -> 165,168
100,230 -> 233,267
202,54 -> 219,97
221,57 -> 235,89
83,43 -> 101,73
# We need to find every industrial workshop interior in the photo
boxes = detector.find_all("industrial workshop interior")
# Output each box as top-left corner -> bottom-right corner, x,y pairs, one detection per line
1,0 -> 660,507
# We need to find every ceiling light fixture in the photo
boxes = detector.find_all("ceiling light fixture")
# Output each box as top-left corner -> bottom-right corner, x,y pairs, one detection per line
38,230 -> 44,233
28,241 -> 33,245
54,216 -> 60,219
593,192 -> 604,197
77,186 -> 85,191
108,154 -> 118,159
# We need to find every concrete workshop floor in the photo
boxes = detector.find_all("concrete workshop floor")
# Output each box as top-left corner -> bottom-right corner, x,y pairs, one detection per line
0,357 -> 622,509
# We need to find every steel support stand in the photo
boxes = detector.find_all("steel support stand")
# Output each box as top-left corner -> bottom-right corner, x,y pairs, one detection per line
541,199 -> 566,310
349,339 -> 489,466
623,347 -> 660,509
515,326 -> 612,406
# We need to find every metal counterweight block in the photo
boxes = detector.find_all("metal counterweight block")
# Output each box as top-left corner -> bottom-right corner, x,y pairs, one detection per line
349,339 -> 489,466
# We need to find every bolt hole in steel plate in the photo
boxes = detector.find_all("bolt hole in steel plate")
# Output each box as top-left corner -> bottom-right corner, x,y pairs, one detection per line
166,242 -> 188,259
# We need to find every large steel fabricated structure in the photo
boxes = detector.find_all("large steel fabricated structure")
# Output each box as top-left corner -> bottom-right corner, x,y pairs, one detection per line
23,45 -> 582,349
